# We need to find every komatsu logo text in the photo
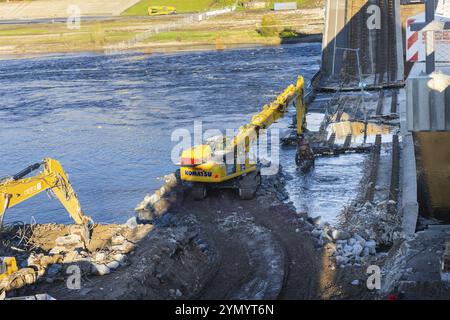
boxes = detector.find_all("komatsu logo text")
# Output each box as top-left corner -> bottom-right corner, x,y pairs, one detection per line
185,170 -> 212,177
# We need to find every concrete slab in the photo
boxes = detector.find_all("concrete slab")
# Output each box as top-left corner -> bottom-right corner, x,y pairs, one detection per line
407,62 -> 450,131
399,88 -> 419,235
321,0 -> 347,78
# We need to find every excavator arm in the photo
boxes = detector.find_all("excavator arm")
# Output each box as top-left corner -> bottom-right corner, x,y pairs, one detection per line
0,158 -> 93,243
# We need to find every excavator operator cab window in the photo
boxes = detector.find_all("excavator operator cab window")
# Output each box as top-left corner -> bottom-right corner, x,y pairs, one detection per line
206,135 -> 228,164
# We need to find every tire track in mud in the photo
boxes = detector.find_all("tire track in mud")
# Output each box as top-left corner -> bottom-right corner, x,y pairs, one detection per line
189,194 -> 254,300
179,190 -> 286,300
175,183 -> 322,300
245,200 -> 321,299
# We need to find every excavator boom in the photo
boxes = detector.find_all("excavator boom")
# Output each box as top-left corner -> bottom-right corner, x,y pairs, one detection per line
0,158 -> 93,243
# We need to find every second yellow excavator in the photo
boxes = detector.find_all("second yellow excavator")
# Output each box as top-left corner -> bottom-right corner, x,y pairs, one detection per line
0,158 -> 93,244
179,75 -> 313,200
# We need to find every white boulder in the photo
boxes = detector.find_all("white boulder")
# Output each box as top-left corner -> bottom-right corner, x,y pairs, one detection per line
91,264 -> 110,276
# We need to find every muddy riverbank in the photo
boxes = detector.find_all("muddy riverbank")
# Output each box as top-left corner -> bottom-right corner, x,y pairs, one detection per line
0,9 -> 324,58
3,168 -> 375,300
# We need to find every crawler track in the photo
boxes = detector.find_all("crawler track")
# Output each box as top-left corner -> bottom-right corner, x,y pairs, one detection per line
245,201 -> 320,299
187,192 -> 283,300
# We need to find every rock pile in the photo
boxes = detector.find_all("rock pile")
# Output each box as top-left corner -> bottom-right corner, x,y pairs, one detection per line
345,201 -> 402,246
307,197 -> 404,267
135,172 -> 182,223
0,219 -> 152,292
308,218 -> 378,267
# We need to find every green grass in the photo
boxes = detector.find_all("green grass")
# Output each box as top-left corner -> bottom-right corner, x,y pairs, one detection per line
147,30 -> 226,42
122,0 -> 320,16
0,27 -> 54,36
144,29 -> 269,44
0,22 -> 140,49
122,0 -> 230,15
267,0 -> 322,9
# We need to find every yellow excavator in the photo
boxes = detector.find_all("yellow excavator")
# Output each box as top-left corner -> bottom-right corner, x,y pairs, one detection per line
148,6 -> 176,16
179,75 -> 313,200
0,158 -> 93,244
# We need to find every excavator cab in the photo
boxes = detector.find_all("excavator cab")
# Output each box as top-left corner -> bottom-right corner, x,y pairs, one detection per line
0,158 -> 93,245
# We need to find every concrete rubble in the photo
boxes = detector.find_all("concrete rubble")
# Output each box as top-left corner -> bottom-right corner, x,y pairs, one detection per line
308,220 -> 378,267
345,201 -> 402,246
0,169 -> 214,299
135,172 -> 182,223
0,221 -> 153,294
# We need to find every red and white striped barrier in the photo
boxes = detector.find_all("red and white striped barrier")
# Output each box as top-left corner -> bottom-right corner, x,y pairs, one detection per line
406,17 -> 421,62
406,12 -> 450,63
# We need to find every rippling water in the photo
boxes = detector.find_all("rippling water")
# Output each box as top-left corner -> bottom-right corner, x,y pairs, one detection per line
0,44 -> 323,224
282,146 -> 366,225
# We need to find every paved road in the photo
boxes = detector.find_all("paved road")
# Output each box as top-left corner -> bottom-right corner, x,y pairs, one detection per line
0,16 -> 112,25
0,14 -> 191,25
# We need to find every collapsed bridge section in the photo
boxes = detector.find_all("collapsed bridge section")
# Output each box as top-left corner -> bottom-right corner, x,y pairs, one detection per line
321,0 -> 404,89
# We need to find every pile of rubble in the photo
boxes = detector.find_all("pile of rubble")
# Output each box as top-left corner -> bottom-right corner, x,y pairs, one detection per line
135,172 -> 182,223
307,198 -> 403,268
308,218 -> 377,267
0,219 -> 152,293
256,165 -> 297,212
0,168 -> 214,299
345,201 -> 402,245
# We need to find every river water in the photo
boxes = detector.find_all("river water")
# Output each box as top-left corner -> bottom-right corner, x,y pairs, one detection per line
0,43 -> 365,225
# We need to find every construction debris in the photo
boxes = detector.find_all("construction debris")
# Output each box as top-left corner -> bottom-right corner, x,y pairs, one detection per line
0,222 -> 152,295
309,221 -> 378,267
135,172 -> 182,223
344,201 -> 402,246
